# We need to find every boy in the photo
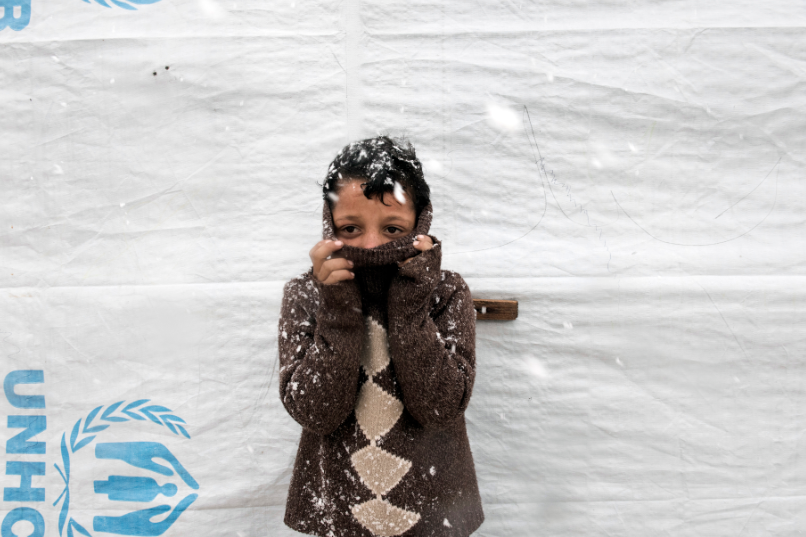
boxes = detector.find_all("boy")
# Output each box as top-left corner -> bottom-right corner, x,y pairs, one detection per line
278,136 -> 484,536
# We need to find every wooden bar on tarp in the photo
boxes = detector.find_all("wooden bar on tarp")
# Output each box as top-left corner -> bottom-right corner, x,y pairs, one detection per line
472,299 -> 518,321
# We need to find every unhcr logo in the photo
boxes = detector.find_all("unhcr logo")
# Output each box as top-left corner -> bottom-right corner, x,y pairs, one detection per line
2,371 -> 199,537
53,400 -> 198,537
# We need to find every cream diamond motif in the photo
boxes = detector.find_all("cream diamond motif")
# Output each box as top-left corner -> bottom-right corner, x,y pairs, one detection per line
355,380 -> 403,441
351,498 -> 421,537
360,317 -> 391,377
350,444 -> 412,496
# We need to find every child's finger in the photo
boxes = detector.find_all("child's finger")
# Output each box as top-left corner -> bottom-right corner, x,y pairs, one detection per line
308,239 -> 327,258
310,240 -> 345,270
308,239 -> 340,260
412,234 -> 433,252
317,257 -> 354,284
314,239 -> 344,259
323,257 -> 354,274
321,268 -> 355,285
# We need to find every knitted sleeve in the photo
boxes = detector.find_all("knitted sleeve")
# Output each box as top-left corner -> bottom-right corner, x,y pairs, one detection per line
386,236 -> 478,429
278,269 -> 365,435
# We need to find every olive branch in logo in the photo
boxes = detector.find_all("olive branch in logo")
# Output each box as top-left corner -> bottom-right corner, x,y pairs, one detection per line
80,0 -> 162,11
53,400 -> 191,537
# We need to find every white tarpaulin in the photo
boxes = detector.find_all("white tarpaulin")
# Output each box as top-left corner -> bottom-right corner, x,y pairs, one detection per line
2,1 -> 805,535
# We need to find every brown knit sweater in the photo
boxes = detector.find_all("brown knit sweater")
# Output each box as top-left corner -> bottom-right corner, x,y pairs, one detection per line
278,200 -> 484,537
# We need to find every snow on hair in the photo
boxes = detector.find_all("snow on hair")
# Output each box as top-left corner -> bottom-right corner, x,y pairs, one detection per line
320,135 -> 430,216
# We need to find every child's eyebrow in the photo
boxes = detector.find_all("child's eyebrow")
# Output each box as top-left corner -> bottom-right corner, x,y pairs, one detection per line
335,215 -> 410,224
334,214 -> 363,223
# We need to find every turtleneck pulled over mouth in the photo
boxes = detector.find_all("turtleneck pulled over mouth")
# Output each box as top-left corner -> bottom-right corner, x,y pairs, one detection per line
321,199 -> 434,269
320,200 -> 434,299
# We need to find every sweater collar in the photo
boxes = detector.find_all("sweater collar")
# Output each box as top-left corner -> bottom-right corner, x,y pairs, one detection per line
321,199 -> 433,268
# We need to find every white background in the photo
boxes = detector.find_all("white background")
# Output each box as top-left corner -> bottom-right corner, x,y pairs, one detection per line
2,1 -> 806,535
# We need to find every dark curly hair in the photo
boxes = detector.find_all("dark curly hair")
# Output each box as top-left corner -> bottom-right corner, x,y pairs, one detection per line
321,135 -> 431,217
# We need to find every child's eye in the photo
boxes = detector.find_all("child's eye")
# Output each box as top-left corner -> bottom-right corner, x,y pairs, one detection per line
386,227 -> 402,234
343,226 -> 357,233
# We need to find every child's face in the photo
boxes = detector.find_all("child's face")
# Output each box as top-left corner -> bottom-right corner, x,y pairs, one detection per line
331,179 -> 416,249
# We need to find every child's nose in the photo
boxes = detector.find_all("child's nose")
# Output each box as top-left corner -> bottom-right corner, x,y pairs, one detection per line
360,231 -> 384,249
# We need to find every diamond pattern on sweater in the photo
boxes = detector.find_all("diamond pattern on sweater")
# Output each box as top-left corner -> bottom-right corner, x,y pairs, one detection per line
351,498 -> 421,537
351,315 -> 420,536
351,444 -> 412,496
360,316 -> 391,377
355,379 -> 404,441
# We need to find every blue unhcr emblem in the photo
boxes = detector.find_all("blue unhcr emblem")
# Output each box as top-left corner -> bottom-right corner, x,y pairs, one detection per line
54,400 -> 198,537
92,443 -> 198,536
0,0 -> 31,31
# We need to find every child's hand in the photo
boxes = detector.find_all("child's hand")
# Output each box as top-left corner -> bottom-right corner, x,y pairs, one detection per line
310,240 -> 355,285
399,235 -> 433,266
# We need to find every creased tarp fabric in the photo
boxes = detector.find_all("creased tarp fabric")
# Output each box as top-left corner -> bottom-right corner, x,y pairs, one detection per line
1,1 -> 805,536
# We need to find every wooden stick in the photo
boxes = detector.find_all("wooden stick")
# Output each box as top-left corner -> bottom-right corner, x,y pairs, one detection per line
472,299 -> 518,321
